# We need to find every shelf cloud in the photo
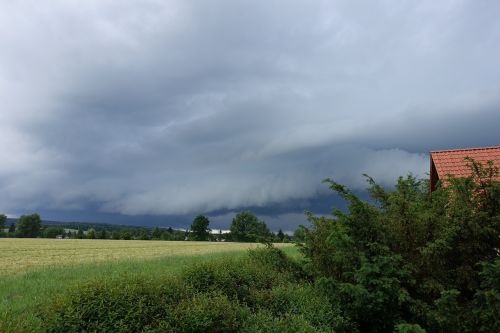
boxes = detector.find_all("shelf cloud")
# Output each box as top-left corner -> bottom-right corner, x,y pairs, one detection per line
1,1 -> 499,225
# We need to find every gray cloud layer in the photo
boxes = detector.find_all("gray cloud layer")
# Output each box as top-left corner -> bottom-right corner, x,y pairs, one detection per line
1,1 -> 499,219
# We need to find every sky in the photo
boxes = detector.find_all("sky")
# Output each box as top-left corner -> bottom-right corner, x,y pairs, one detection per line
1,0 -> 499,231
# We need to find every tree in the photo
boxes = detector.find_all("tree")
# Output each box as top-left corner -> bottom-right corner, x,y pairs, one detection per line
292,225 -> 306,243
190,215 -> 211,241
87,228 -> 96,239
276,229 -> 285,242
43,227 -> 64,238
8,222 -> 15,233
229,211 -> 271,242
138,229 -> 150,240
300,158 -> 500,332
16,213 -> 42,238
98,229 -> 108,239
161,230 -> 171,240
121,229 -> 132,240
76,229 -> 84,239
151,227 -> 162,240
0,214 -> 6,231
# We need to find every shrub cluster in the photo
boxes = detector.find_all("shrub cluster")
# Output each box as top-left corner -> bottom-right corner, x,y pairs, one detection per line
300,159 -> 500,332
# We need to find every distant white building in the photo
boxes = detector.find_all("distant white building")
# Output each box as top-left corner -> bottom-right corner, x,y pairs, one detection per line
210,229 -> 230,234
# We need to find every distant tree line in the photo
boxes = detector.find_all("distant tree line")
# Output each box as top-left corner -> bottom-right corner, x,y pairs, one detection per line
0,211 -> 292,243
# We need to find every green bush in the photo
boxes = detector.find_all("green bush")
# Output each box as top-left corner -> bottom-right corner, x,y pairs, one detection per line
241,311 -> 326,333
167,292 -> 249,332
182,252 -> 298,306
393,323 -> 426,333
300,159 -> 500,332
42,276 -> 186,333
248,246 -> 307,279
468,259 -> 500,332
257,284 -> 346,331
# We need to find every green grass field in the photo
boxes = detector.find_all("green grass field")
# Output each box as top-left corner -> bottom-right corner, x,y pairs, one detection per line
0,239 -> 298,332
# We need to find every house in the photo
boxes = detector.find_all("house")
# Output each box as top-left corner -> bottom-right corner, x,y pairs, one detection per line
430,146 -> 500,191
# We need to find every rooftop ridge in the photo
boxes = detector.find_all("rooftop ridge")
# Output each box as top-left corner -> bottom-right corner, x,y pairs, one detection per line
430,145 -> 500,154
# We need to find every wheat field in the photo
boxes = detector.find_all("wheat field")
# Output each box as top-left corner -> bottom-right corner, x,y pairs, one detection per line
0,238 -> 289,274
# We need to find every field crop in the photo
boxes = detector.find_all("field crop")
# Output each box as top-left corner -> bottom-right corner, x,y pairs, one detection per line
0,238 -> 289,274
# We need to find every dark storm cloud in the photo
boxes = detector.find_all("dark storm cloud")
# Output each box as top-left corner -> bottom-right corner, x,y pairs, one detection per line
1,1 -> 499,222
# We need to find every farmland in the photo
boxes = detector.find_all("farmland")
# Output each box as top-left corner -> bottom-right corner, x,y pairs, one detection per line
0,238 -> 290,274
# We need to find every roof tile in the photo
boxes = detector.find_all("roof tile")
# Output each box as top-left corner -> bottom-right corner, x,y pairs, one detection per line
431,146 -> 500,179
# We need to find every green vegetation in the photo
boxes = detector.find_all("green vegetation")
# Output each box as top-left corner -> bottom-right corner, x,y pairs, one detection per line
293,224 -> 306,242
0,210 -> 289,242
298,158 -> 500,332
16,213 -> 42,238
229,210 -> 272,242
0,214 -> 6,230
189,215 -> 211,241
1,158 -> 498,332
0,246 -> 299,332
0,214 -> 6,237
39,247 -> 317,333
42,226 -> 64,238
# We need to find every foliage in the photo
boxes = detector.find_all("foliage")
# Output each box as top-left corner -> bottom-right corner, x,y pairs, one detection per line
241,311 -> 326,333
189,214 -> 211,241
16,213 -> 42,238
300,159 -> 500,332
0,213 -> 6,231
98,229 -> 108,239
151,227 -> 162,239
76,228 -> 84,239
138,229 -> 150,240
247,245 -> 307,280
230,211 -> 271,242
41,247 -> 333,332
276,229 -> 285,242
166,292 -> 249,332
393,323 -> 426,333
293,224 -> 307,242
87,228 -> 96,239
42,276 -> 187,333
43,226 -> 64,238
182,252 -> 298,306
6,215 -> 221,241
469,259 -> 500,332
259,284 -> 347,331
121,229 -> 132,240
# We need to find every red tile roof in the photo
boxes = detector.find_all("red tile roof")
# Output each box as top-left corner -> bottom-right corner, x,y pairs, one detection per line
430,146 -> 500,179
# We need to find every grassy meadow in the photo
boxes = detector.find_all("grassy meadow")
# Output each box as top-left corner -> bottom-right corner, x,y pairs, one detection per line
0,239 -> 297,332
